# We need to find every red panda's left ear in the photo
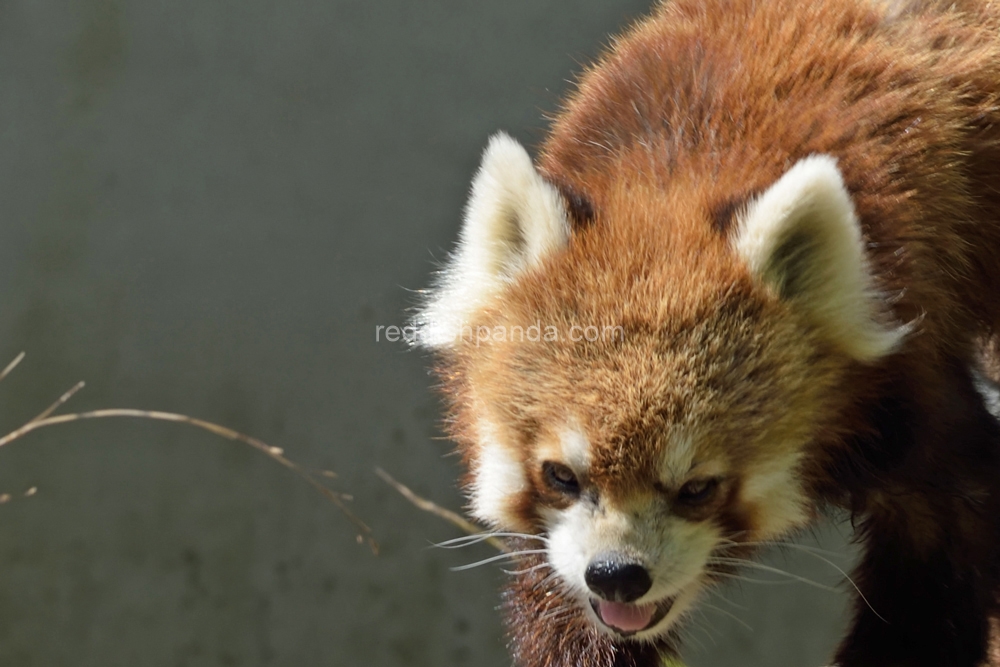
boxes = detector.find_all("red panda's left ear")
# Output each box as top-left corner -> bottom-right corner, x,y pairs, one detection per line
735,155 -> 909,362
415,133 -> 571,349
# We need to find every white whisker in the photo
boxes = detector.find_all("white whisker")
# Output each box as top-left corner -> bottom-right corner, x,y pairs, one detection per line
698,601 -> 754,633
432,532 -> 546,549
706,557 -> 840,592
531,570 -> 564,593
716,539 -> 846,560
708,570 -> 801,585
703,585 -> 747,610
502,561 -> 551,576
689,609 -> 719,646
451,549 -> 548,571
538,603 -> 575,623
774,544 -> 884,622
711,540 -> 882,621
681,618 -> 710,653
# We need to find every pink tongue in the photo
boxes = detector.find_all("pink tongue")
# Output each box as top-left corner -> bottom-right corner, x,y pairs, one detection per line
597,601 -> 656,632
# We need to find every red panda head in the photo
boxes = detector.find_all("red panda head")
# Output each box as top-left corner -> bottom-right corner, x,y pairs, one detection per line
415,133 -> 906,641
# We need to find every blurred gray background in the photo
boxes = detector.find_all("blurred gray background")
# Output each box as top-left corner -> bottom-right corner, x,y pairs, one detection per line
0,1 -> 856,665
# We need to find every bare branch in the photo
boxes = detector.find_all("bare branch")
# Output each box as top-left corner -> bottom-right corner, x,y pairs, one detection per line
0,353 -> 376,553
0,352 -> 25,383
375,467 -> 505,552
30,380 -> 86,424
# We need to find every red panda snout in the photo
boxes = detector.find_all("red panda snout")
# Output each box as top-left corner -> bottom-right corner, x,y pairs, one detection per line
584,557 -> 652,602
543,482 -> 725,640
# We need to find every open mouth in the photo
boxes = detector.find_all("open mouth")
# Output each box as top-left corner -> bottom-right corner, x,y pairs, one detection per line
589,596 -> 675,636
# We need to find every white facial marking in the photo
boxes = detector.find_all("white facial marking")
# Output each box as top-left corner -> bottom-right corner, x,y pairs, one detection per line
735,155 -> 908,362
415,133 -> 571,348
661,431 -> 696,486
469,419 -> 526,529
545,493 -> 722,640
546,503 -> 594,593
560,424 -> 591,474
741,452 -> 811,539
973,368 -> 1000,421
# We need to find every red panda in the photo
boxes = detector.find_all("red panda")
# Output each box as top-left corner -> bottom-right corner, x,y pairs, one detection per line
415,0 -> 1000,665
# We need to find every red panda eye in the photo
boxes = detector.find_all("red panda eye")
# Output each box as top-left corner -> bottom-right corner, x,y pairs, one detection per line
542,462 -> 580,496
677,477 -> 721,505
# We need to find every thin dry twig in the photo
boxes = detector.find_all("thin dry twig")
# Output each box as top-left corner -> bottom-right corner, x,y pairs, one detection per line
30,380 -> 85,424
375,466 -> 505,552
0,352 -> 25,383
0,352 -> 377,553
0,486 -> 37,505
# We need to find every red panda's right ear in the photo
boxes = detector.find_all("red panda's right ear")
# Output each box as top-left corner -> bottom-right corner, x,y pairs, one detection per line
414,133 -> 571,349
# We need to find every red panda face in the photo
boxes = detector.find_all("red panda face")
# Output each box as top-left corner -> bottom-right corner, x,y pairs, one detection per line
450,286 -> 833,640
416,134 -> 907,641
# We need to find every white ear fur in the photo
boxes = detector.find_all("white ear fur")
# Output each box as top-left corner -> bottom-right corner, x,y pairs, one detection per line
415,133 -> 571,349
735,155 -> 907,362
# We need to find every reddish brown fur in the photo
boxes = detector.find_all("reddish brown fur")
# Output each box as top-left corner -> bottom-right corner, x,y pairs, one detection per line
428,0 -> 1000,665
541,0 -> 1000,352
502,544 -> 676,667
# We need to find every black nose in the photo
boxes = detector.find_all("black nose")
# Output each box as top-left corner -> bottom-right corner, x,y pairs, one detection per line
584,557 -> 652,602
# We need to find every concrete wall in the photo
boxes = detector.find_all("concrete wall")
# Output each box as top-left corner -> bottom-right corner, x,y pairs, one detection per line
0,1 -> 853,665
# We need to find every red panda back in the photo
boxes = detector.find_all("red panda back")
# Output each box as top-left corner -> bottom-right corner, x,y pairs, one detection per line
540,0 -> 1000,355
